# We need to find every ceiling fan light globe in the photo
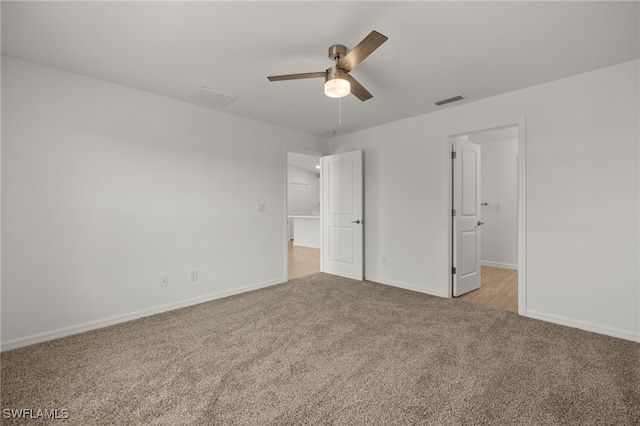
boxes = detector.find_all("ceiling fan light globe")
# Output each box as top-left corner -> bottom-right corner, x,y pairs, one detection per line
325,78 -> 351,98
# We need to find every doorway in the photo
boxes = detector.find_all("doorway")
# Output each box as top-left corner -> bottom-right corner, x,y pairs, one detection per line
286,152 -> 321,279
285,150 -> 365,281
448,121 -> 526,314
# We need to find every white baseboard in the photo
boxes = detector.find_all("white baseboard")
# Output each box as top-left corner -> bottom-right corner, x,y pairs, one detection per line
524,309 -> 640,343
365,275 -> 448,298
7,277 -> 636,351
481,260 -> 518,270
1,278 -> 286,352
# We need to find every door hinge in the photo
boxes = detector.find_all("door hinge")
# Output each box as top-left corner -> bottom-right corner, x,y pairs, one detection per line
452,267 -> 456,275
452,209 -> 456,216
451,152 -> 457,159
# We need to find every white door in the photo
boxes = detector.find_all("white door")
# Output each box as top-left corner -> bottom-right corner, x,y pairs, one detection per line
321,150 -> 363,280
453,140 -> 482,296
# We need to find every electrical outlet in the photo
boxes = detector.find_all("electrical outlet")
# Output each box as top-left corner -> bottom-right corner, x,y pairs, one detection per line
382,256 -> 388,266
190,270 -> 199,282
161,276 -> 168,287
495,202 -> 501,210
257,202 -> 266,213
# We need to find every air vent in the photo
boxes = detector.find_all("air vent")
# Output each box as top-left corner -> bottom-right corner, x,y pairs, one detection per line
434,94 -> 464,106
191,87 -> 238,109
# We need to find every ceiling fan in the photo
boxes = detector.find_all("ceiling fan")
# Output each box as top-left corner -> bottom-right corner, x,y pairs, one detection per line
267,30 -> 388,101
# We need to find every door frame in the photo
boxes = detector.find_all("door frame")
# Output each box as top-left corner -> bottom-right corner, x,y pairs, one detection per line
444,117 -> 527,314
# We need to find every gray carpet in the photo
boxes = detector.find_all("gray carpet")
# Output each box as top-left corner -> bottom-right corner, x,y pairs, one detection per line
1,273 -> 639,425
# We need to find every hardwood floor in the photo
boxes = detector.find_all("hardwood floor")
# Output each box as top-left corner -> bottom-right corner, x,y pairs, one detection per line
288,240 -> 320,279
457,266 -> 518,313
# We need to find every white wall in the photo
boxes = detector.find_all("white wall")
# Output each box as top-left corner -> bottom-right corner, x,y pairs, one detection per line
287,164 -> 320,215
329,60 -> 639,342
1,56 -> 321,349
480,138 -> 518,269
2,56 -> 638,348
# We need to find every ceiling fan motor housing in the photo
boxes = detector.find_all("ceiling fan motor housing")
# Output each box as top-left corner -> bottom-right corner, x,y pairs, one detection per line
328,44 -> 347,61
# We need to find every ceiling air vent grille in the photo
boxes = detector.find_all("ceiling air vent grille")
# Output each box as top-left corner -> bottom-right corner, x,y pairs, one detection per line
434,94 -> 464,106
191,87 -> 238,109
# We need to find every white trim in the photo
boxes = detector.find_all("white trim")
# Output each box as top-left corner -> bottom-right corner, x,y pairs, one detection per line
1,278 -> 285,352
319,156 -> 324,273
284,147 -> 290,282
444,134 -> 454,298
516,119 -> 527,314
481,261 -> 518,270
524,309 -> 640,343
365,275 -> 448,298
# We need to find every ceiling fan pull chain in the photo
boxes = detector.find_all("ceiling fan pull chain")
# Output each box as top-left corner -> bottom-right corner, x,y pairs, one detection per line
338,97 -> 342,125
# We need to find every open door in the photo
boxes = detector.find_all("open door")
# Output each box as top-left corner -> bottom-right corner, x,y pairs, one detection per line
453,140 -> 482,296
321,150 -> 363,280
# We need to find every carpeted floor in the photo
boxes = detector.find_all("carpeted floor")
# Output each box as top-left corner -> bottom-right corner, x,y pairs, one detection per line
1,273 -> 639,425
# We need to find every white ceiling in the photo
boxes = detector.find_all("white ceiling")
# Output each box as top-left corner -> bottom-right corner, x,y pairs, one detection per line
2,1 -> 638,138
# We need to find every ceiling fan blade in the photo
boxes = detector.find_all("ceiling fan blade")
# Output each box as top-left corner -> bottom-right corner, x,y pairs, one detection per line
345,74 -> 373,101
267,72 -> 326,81
339,30 -> 388,72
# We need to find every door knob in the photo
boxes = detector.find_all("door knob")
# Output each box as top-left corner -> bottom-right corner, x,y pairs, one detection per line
477,221 -> 484,226
351,219 -> 361,224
